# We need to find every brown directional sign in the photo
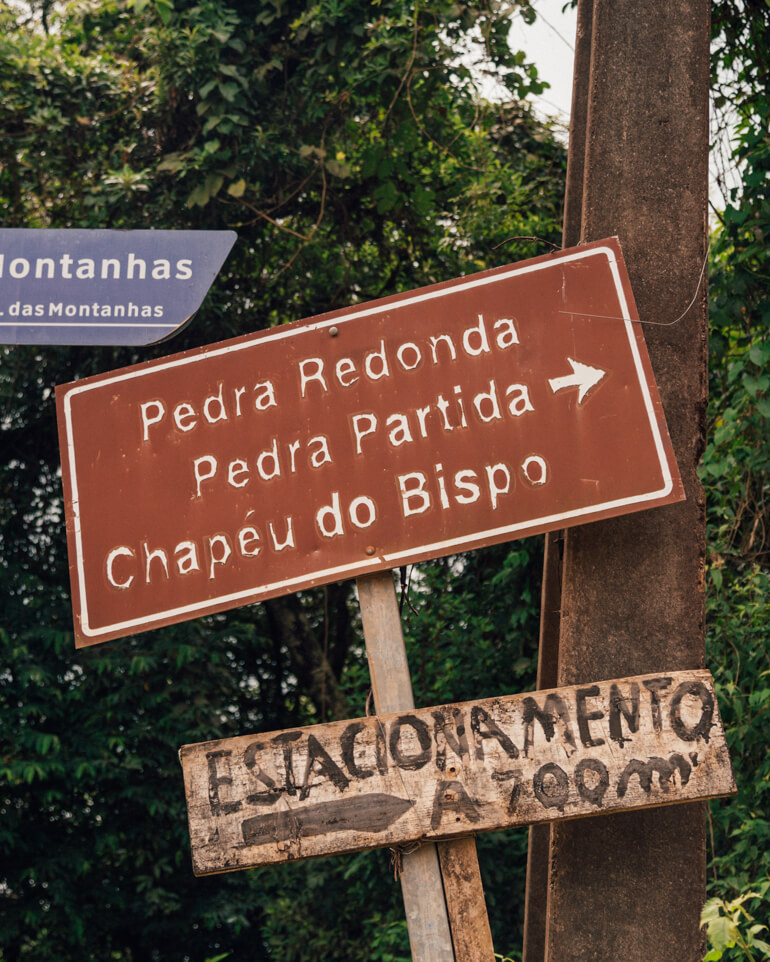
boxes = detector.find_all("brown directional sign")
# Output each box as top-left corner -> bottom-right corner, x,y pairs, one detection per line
56,238 -> 683,646
179,669 -> 735,875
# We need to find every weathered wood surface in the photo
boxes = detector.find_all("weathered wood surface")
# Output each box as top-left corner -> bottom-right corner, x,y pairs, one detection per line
179,669 -> 734,876
437,837 -> 496,961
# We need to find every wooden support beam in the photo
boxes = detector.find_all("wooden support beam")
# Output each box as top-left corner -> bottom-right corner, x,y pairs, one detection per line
437,838 -> 496,962
357,571 -> 456,962
357,571 -> 494,962
544,0 -> 711,958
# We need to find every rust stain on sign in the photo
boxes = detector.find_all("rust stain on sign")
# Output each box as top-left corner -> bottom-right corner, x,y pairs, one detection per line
179,670 -> 735,875
56,238 -> 683,646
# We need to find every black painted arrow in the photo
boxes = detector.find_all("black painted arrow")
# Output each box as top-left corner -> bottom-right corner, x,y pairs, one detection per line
241,793 -> 414,847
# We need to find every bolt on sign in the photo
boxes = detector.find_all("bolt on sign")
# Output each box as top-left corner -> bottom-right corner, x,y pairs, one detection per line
56,238 -> 684,647
0,229 -> 235,345
179,670 -> 735,875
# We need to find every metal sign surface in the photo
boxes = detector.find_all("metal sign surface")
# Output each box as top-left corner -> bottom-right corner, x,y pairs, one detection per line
0,229 -> 235,345
179,670 -> 735,875
56,238 -> 683,646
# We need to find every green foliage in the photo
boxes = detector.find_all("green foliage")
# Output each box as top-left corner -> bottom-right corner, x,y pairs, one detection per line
705,1 -> 770,566
706,565 -> 770,895
402,543 -> 541,708
702,4 -> 770,958
701,882 -> 770,961
0,0 -> 564,959
256,853 -> 412,962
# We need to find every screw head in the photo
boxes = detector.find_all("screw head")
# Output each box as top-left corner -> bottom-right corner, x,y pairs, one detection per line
365,545 -> 376,556
329,326 -> 339,337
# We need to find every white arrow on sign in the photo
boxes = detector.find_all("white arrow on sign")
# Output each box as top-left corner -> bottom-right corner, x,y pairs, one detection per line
549,357 -> 606,404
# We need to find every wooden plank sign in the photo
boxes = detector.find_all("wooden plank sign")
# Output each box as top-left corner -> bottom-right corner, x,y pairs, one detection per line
57,238 -> 684,646
179,670 -> 735,876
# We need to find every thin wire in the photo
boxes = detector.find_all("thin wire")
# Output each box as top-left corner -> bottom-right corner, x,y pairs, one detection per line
558,242 -> 711,327
492,234 -> 561,252
536,11 -> 576,52
491,236 -> 710,328
535,95 -> 571,117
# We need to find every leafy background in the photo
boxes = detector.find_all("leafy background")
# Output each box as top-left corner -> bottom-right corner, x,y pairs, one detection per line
0,0 -> 768,959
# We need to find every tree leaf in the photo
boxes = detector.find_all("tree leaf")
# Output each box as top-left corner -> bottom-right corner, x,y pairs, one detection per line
705,915 -> 739,952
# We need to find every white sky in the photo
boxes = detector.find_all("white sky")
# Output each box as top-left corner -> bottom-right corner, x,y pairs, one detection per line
512,0 -> 577,129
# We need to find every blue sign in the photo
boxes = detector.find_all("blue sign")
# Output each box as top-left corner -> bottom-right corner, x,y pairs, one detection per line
0,229 -> 236,345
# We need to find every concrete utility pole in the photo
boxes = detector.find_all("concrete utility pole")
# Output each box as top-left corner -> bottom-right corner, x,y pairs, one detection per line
524,1 -> 710,959
521,4 -> 594,956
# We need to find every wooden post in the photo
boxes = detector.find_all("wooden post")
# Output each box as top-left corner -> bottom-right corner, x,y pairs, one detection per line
437,838 -> 496,962
357,571 -> 495,962
543,0 -> 710,958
